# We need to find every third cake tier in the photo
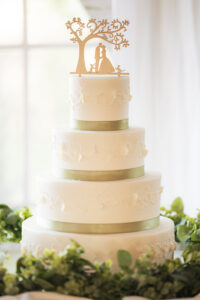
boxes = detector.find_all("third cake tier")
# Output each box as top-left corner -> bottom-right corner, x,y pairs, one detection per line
37,173 -> 161,224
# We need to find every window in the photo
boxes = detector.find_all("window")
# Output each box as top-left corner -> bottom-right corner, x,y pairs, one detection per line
0,0 -> 111,206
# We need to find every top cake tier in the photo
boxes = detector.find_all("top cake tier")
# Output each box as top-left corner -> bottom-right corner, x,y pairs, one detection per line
68,75 -> 131,123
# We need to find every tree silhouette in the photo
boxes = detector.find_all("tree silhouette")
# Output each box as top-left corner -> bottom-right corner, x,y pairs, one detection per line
65,18 -> 130,74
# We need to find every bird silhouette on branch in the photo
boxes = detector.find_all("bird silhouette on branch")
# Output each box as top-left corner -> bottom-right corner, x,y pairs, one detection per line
65,18 -> 130,74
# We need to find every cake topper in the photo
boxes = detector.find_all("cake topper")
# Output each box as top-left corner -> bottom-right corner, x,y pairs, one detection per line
65,18 -> 130,76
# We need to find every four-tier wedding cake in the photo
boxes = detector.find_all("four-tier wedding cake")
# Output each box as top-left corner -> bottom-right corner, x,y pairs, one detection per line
21,18 -> 175,268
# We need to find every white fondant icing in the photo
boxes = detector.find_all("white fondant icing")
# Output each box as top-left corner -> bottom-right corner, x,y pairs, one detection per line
21,72 -> 175,266
37,173 -> 161,224
52,127 -> 145,171
68,75 -> 131,121
21,216 -> 176,270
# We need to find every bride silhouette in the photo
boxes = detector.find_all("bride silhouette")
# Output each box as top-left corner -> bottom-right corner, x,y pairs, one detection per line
95,44 -> 115,74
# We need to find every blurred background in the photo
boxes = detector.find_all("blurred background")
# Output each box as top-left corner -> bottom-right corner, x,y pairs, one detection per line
0,0 -> 199,214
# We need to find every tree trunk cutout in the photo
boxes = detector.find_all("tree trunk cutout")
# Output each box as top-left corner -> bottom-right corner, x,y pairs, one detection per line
76,42 -> 87,74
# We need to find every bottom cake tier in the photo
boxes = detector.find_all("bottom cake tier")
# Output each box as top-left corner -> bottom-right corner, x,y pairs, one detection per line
21,216 -> 175,269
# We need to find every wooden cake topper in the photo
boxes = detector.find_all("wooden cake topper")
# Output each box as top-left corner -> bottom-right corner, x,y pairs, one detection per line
65,18 -> 130,76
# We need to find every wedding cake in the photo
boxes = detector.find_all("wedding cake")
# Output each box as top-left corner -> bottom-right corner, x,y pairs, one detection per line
21,18 -> 175,268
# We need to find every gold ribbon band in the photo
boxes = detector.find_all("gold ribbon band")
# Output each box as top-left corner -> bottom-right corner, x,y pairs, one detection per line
55,166 -> 144,181
71,119 -> 129,131
38,216 -> 160,234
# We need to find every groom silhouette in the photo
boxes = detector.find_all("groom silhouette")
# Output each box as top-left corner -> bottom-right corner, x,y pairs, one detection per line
95,43 -> 103,72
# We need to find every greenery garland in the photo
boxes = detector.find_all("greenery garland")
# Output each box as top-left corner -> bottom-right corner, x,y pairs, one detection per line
161,197 -> 200,244
0,198 -> 199,300
0,204 -> 32,243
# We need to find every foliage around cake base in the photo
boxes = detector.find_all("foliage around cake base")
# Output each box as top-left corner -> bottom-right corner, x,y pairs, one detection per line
0,198 -> 199,300
0,205 -> 32,243
0,240 -> 199,300
161,197 -> 200,244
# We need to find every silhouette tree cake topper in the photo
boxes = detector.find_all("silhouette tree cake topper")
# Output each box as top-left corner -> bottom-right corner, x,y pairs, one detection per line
65,18 -> 130,76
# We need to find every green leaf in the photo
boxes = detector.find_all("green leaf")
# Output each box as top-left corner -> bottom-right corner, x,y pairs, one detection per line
191,229 -> 200,242
16,257 -> 24,273
177,224 -> 192,242
22,279 -> 36,290
6,213 -> 18,225
33,278 -> 54,290
117,249 -> 132,269
42,268 -> 57,279
171,197 -> 184,213
0,204 -> 12,216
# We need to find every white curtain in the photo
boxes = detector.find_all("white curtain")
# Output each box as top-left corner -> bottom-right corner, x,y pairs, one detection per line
112,0 -> 200,215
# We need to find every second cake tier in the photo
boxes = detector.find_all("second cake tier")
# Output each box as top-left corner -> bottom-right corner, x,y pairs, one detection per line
52,127 -> 146,174
37,173 -> 161,224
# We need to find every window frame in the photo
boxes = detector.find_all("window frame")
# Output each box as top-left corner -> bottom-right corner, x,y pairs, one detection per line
0,0 -> 81,205
0,0 -> 111,205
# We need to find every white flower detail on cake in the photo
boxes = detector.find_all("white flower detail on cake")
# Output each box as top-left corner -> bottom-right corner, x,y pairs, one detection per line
54,139 -> 145,163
